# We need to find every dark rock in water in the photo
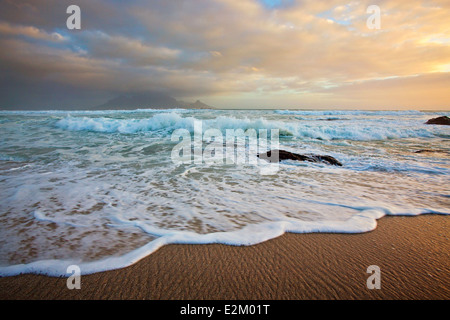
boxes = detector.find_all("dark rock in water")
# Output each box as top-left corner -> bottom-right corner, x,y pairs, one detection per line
414,149 -> 434,153
425,116 -> 450,125
318,117 -> 348,121
257,149 -> 343,166
414,149 -> 448,155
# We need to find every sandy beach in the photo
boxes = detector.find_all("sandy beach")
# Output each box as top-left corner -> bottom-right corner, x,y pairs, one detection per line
0,214 -> 448,300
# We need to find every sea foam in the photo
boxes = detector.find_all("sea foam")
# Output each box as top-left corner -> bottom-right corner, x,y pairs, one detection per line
0,206 -> 447,277
54,112 -> 445,141
0,109 -> 448,277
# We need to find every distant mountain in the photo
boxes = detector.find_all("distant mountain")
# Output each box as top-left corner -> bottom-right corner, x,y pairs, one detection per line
95,92 -> 180,110
179,99 -> 212,109
94,92 -> 213,110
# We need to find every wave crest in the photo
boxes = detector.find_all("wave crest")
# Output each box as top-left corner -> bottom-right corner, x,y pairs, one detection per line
55,112 -> 441,141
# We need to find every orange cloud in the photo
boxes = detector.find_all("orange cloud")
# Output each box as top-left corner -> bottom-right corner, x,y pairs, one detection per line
0,0 -> 449,109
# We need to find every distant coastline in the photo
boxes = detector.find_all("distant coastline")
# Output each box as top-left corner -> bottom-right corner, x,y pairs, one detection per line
0,91 -> 213,111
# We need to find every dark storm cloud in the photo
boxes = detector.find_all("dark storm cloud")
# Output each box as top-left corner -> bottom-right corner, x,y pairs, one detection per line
0,0 -> 449,109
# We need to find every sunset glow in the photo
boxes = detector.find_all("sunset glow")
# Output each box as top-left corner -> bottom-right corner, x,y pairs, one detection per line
0,0 -> 449,109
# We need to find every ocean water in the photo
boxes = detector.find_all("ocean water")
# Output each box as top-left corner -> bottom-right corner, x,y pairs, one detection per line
0,109 -> 449,276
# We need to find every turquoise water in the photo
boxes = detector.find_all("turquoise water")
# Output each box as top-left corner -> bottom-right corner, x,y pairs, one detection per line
0,109 -> 449,276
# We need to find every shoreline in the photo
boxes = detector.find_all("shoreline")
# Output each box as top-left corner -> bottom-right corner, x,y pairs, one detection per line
0,214 -> 448,300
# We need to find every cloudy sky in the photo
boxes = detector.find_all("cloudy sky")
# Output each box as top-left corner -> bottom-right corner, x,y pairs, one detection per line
0,0 -> 449,109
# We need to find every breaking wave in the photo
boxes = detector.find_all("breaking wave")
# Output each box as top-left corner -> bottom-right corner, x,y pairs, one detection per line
55,112 -> 441,141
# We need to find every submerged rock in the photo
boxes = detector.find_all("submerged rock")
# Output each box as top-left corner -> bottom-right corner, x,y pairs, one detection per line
414,149 -> 448,155
257,149 -> 343,166
425,116 -> 450,125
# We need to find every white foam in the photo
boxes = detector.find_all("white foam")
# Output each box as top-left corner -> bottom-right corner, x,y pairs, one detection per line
274,110 -> 426,116
1,109 -> 449,277
1,206 -> 448,277
55,113 -> 192,133
54,112 -> 446,141
0,154 -> 27,162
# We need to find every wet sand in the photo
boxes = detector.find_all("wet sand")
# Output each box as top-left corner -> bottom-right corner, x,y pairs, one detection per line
0,215 -> 448,300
